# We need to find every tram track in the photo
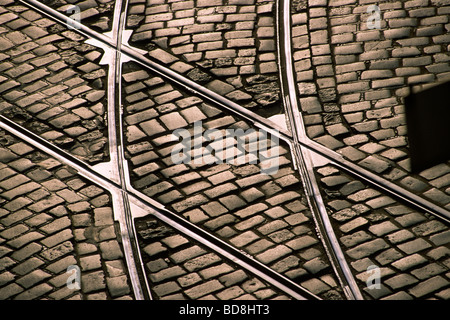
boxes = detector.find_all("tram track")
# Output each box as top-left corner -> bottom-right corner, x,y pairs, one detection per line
5,0 -> 449,301
2,2 -> 323,299
15,0 -> 323,300
19,0 -> 450,226
275,0 -> 363,300
0,113 -> 321,300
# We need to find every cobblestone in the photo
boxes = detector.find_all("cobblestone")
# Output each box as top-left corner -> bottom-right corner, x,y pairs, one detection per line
317,164 -> 450,299
0,130 -> 132,300
292,0 -> 450,213
0,4 -> 108,164
126,0 -> 281,113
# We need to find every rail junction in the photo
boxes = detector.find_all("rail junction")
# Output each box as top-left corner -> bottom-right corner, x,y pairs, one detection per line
0,0 -> 449,300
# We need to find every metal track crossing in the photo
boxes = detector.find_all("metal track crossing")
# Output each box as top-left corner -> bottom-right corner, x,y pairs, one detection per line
1,0 -> 448,301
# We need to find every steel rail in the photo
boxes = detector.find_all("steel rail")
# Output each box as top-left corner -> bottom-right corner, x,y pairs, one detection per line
275,0 -> 364,300
20,0 -> 450,225
108,0 -> 152,300
306,140 -> 450,223
0,114 -> 320,300
14,0 -> 323,300
18,0 -> 292,142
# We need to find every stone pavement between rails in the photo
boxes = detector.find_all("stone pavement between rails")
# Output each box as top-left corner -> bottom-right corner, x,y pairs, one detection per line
287,0 -> 450,299
0,0 -> 450,300
0,0 -> 129,299
0,131 -> 132,300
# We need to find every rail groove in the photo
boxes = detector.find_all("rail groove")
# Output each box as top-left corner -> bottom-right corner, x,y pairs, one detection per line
7,0 -> 450,301
109,0 -> 151,300
275,0 -> 364,300
20,0 -> 450,225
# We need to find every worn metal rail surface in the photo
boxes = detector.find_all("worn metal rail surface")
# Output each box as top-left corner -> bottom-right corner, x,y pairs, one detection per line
275,0 -> 364,300
7,0 -> 322,301
18,0 -> 450,225
5,0 -> 449,301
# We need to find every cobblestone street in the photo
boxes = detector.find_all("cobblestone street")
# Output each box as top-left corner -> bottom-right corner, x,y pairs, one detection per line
0,0 -> 449,301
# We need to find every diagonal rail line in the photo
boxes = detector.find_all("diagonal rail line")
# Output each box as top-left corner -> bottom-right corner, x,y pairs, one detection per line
0,114 -> 320,300
10,0 -> 450,301
18,0 -> 450,225
275,0 -> 363,300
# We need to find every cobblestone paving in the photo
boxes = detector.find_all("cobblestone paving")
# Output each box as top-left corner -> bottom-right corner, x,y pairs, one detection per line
291,0 -> 450,209
38,0 -> 116,32
122,61 -> 344,299
126,0 -> 283,116
136,215 -> 293,300
316,164 -> 450,300
0,1 -> 109,164
0,129 -> 132,300
1,0 -> 450,301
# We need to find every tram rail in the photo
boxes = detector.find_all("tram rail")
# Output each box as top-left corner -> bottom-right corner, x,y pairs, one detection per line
3,0 -> 449,301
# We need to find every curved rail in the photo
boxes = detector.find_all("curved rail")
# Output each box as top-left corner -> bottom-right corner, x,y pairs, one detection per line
275,0 -> 363,300
12,0 -> 450,301
19,0 -> 450,226
109,0 -> 152,300
0,114 -> 320,300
